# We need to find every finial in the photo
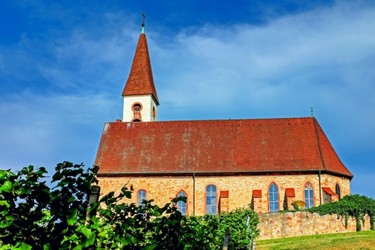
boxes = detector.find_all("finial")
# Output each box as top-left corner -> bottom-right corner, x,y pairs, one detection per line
141,12 -> 146,34
310,107 -> 314,117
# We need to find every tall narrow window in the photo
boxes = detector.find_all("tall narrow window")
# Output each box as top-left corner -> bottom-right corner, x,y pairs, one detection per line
206,185 -> 217,215
137,190 -> 146,206
304,182 -> 314,208
132,102 -> 143,122
269,183 -> 279,212
335,184 -> 341,200
177,191 -> 187,215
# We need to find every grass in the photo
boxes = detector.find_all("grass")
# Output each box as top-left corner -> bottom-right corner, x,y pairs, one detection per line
255,230 -> 375,250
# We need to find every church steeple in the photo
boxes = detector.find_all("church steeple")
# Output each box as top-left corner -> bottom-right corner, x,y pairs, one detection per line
122,17 -> 159,122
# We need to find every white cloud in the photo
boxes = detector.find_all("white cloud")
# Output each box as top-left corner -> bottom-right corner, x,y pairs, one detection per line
0,92 -> 118,171
150,1 -> 375,197
150,1 -> 375,153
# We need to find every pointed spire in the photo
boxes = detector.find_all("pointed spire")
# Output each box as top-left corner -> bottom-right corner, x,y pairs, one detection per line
122,15 -> 159,104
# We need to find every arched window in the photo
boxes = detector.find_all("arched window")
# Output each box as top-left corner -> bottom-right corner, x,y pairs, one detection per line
152,106 -> 156,119
269,183 -> 279,212
137,190 -> 146,206
177,191 -> 187,215
132,103 -> 142,112
304,182 -> 314,208
336,184 -> 341,200
206,185 -> 217,215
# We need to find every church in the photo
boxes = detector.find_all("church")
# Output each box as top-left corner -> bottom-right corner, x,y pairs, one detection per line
94,24 -> 353,215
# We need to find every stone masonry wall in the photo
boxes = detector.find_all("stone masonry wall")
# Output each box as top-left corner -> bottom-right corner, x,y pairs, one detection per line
258,212 -> 371,240
98,173 -> 350,215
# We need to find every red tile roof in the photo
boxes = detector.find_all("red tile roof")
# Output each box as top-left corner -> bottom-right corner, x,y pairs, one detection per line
252,190 -> 262,198
122,33 -> 159,104
285,188 -> 296,197
322,187 -> 336,196
95,117 -> 352,178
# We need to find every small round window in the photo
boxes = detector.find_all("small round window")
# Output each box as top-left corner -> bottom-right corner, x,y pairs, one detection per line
132,103 -> 142,112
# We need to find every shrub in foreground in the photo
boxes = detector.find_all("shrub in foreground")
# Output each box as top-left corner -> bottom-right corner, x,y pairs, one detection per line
0,162 -> 259,249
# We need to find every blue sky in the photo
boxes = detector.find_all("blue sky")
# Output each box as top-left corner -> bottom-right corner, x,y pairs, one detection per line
1,0 -> 374,198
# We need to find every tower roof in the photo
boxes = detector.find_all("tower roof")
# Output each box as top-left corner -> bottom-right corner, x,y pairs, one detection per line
122,31 -> 159,104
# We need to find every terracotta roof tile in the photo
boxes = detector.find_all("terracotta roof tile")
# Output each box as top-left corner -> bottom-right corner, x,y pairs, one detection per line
122,33 -> 159,104
95,117 -> 352,178
322,187 -> 336,196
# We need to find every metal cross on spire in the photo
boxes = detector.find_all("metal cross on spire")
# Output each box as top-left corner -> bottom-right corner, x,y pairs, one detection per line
141,12 -> 146,34
142,13 -> 146,26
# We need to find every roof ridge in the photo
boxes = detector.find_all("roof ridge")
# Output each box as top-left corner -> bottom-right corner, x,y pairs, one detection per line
109,116 -> 315,124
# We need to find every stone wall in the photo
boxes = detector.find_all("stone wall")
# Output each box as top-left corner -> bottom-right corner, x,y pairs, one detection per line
98,173 -> 350,215
258,212 -> 371,240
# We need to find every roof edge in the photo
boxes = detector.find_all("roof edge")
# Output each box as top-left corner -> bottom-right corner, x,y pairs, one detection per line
312,117 -> 326,170
106,116 -> 316,124
97,169 -> 352,178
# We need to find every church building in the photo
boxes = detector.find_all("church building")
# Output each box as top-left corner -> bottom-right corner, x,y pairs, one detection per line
94,24 -> 353,215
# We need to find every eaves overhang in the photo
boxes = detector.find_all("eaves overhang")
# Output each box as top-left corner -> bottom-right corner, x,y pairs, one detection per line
97,169 -> 352,179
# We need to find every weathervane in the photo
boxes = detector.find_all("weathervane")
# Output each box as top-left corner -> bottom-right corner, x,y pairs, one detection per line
310,107 -> 314,117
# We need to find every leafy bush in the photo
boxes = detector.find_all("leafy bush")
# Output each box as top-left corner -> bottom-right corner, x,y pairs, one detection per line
0,162 -> 94,249
181,209 -> 259,250
219,208 -> 259,249
307,194 -> 375,231
0,162 -> 259,249
181,215 -> 221,249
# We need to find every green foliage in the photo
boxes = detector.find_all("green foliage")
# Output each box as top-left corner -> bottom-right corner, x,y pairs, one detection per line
0,162 -> 260,249
219,208 -> 260,249
180,209 -> 259,249
0,162 -> 95,249
307,194 -> 375,231
181,215 -> 221,249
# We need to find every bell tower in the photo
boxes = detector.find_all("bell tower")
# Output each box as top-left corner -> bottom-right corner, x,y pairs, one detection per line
122,17 -> 159,122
